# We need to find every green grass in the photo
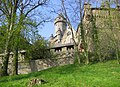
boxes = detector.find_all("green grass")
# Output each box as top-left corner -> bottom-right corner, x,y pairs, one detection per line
0,60 -> 120,87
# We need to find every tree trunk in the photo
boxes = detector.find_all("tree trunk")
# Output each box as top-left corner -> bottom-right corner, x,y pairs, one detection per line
74,46 -> 81,64
84,46 -> 89,64
116,48 -> 120,64
1,34 -> 11,76
1,50 -> 10,76
12,48 -> 18,75
0,63 -> 3,76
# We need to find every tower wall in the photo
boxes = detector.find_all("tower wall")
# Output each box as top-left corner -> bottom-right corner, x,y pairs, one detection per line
54,14 -> 67,43
55,22 -> 66,35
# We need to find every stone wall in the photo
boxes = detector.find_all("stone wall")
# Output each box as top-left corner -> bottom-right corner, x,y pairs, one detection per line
7,56 -> 74,75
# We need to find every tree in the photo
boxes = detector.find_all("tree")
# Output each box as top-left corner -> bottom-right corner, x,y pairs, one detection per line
91,0 -> 120,63
60,0 -> 120,64
0,0 -> 49,76
60,0 -> 94,64
29,36 -> 51,60
106,0 -> 120,64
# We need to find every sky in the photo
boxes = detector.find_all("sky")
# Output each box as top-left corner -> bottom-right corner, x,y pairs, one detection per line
38,0 -> 61,40
39,22 -> 54,40
38,0 -> 117,40
38,0 -> 101,40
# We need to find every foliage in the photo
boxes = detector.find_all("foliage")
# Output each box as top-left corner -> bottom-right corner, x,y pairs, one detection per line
29,37 -> 52,60
0,0 -> 50,76
59,0 -> 120,65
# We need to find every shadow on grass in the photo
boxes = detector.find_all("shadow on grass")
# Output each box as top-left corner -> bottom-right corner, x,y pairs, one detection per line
0,64 -> 83,83
0,71 -> 43,83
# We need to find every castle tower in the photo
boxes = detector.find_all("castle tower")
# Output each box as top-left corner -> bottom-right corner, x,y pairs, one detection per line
54,13 -> 67,43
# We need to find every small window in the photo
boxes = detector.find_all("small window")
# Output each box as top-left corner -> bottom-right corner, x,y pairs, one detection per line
67,31 -> 71,36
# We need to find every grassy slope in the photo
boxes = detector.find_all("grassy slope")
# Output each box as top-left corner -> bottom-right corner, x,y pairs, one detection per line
0,60 -> 120,87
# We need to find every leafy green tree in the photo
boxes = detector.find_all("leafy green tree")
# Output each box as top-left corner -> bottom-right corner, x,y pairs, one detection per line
29,37 -> 51,60
0,0 -> 49,76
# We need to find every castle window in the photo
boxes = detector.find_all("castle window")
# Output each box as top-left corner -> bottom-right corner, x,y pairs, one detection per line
67,31 -> 71,36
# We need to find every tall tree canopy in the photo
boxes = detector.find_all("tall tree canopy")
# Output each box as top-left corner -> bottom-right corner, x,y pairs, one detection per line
0,0 -> 50,76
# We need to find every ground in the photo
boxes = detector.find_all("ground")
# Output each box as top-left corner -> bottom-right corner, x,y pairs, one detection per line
0,60 -> 120,87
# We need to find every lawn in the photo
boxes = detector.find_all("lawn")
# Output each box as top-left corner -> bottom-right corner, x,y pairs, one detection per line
0,60 -> 120,87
